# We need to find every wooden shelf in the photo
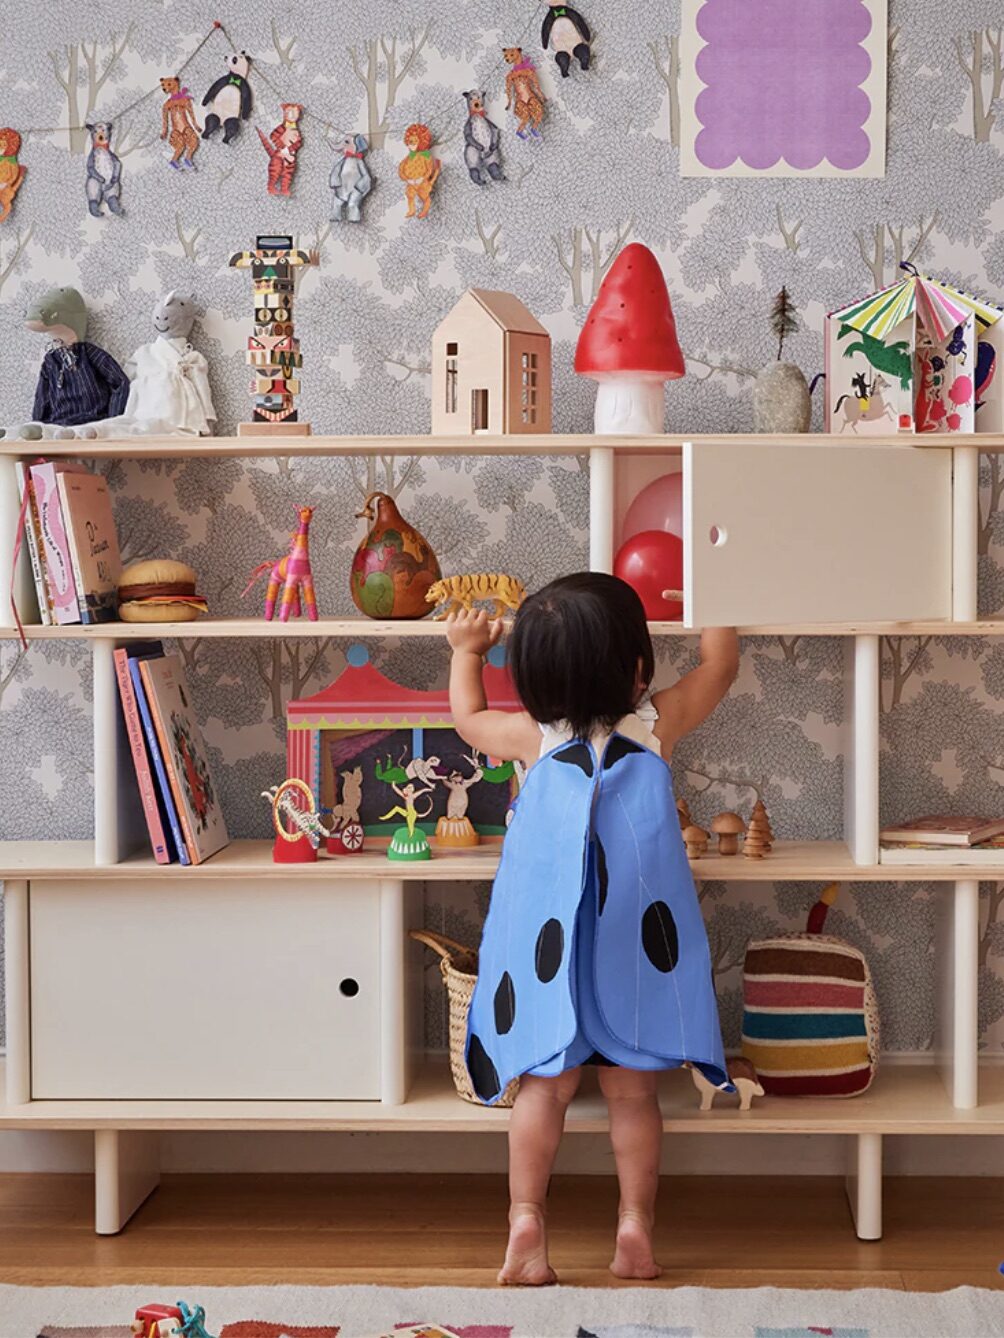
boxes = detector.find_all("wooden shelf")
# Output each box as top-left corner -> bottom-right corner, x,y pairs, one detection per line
2,838 -> 1002,882
1,1059 -> 1001,1134
2,431 -> 1001,460
5,617 -> 1004,642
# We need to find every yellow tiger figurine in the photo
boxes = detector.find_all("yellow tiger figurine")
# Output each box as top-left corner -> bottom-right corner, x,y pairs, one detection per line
426,573 -> 527,621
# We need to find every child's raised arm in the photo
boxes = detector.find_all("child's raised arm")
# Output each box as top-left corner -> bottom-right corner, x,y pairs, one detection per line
448,609 -> 541,765
652,627 -> 739,757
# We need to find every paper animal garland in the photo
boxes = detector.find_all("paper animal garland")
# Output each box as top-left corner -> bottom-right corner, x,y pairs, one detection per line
202,51 -> 253,144
503,49 -> 546,139
400,123 -> 442,219
0,129 -> 26,222
462,91 -> 504,186
160,77 -> 201,170
85,122 -> 123,217
258,103 -> 303,196
541,4 -> 592,77
330,134 -> 373,222
229,234 -> 317,428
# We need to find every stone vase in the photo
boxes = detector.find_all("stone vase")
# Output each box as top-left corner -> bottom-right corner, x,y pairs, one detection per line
753,361 -> 812,434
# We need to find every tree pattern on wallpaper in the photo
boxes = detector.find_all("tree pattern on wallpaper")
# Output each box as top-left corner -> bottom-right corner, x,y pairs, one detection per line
2,0 -> 1004,1056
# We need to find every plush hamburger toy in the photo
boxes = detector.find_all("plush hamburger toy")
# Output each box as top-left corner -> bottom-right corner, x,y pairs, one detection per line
118,559 -> 208,623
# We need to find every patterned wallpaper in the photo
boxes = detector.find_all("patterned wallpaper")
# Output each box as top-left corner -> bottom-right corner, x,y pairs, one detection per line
1,0 -> 1004,1057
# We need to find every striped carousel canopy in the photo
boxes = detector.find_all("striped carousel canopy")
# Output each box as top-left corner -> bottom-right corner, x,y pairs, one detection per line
832,264 -> 1003,344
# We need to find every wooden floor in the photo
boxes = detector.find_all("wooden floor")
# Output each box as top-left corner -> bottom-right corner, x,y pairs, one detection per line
1,1174 -> 1003,1292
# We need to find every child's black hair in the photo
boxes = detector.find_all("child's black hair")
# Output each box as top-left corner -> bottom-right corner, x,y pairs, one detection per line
508,572 -> 654,740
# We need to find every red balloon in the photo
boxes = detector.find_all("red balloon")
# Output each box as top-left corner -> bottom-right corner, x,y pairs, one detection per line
614,530 -> 684,620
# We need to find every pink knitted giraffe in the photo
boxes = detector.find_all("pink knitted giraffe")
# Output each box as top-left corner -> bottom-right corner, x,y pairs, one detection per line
243,504 -> 318,622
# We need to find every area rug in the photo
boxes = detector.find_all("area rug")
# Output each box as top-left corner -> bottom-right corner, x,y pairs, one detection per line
3,1283 -> 1003,1338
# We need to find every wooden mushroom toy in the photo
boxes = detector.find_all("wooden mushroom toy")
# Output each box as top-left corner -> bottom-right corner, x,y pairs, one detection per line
711,812 -> 745,855
574,242 -> 685,434
683,823 -> 708,859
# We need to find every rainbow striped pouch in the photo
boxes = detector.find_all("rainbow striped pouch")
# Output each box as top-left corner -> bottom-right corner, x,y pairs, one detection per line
741,886 -> 880,1097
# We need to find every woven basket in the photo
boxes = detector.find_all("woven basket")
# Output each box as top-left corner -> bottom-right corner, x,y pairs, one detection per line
411,929 -> 519,1108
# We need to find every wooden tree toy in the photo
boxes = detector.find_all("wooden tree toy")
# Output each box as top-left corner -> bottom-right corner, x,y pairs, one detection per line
711,812 -> 745,855
746,799 -> 774,857
228,234 -> 318,436
244,503 -> 318,623
683,824 -> 708,859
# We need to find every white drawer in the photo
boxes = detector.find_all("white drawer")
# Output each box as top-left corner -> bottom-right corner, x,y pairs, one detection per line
30,879 -> 382,1100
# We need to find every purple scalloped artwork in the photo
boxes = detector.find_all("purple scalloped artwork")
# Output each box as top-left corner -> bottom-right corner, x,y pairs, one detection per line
679,0 -> 888,178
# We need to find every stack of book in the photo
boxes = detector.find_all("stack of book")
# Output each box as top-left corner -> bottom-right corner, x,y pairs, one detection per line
16,459 -> 122,625
879,815 -> 1004,865
114,642 -> 229,865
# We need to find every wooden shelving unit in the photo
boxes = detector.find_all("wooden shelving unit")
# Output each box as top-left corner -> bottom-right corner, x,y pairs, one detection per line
1,431 -> 1000,1245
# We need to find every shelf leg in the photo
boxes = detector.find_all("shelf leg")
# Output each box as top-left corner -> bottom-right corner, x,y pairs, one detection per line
844,635 -> 879,865
93,1130 -> 160,1235
589,447 -> 615,574
952,446 -> 979,622
380,879 -> 408,1106
3,880 -> 30,1106
935,878 -> 980,1110
845,1132 -> 882,1241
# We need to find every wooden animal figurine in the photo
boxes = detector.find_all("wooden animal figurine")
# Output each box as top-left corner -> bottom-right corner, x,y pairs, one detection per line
399,123 -> 441,219
351,492 -> 442,620
85,122 -> 123,216
435,752 -> 484,848
326,765 -> 365,855
0,128 -> 26,222
159,78 -> 201,169
426,573 -> 527,620
202,52 -> 253,144
683,824 -> 708,859
462,90 -> 504,186
688,1058 -> 765,1113
330,133 -> 373,222
258,103 -> 303,196
541,4 -> 592,77
503,49 -> 546,139
244,504 -> 318,623
711,812 -> 745,855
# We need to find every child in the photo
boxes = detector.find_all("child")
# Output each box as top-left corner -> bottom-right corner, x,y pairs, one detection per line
447,572 -> 738,1286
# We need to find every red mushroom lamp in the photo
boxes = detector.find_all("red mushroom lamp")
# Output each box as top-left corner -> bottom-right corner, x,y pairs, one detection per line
574,243 -> 685,434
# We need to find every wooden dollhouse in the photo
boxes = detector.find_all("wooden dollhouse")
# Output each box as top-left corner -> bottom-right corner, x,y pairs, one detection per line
430,289 -> 552,435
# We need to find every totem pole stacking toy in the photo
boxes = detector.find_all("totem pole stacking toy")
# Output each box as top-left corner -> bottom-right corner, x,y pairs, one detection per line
228,233 -> 318,436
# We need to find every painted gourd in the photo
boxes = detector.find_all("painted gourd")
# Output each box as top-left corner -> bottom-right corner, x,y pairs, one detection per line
350,492 -> 442,620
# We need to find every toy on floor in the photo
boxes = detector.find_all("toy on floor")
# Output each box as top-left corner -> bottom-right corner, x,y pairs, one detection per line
160,78 -> 201,169
435,751 -> 484,848
134,1302 -> 215,1338
229,235 -> 318,434
264,779 -> 324,864
542,3 -> 592,76
711,812 -> 745,854
688,1057 -> 765,1112
244,504 -> 318,623
258,102 -> 303,196
400,123 -> 441,219
0,128 -> 26,221
118,559 -> 208,622
325,765 -> 365,854
330,133 -> 373,221
203,51 -> 253,144
426,572 -> 526,620
462,90 -> 504,186
504,48 -> 546,138
683,823 -> 708,858
86,121 -> 123,217
351,492 -> 441,619
378,759 -> 435,862
26,287 -> 130,427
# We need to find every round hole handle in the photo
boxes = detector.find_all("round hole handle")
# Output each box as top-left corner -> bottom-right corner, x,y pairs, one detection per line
339,978 -> 360,998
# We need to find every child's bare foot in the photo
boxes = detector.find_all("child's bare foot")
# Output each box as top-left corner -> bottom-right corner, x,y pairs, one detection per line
498,1205 -> 556,1286
610,1209 -> 662,1280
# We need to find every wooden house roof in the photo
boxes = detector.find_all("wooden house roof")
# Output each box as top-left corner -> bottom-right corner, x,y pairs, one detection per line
440,289 -> 549,338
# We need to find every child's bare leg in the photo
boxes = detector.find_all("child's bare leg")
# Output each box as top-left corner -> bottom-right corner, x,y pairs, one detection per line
500,1068 -> 581,1286
598,1066 -> 663,1280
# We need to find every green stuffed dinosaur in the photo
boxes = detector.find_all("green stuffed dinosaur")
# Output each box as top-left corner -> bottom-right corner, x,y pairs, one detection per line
837,323 -> 913,391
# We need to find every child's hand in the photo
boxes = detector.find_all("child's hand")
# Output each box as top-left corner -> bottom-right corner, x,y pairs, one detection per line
446,608 -> 504,656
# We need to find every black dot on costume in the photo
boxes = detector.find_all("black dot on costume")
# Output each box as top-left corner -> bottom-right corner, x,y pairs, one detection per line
603,736 -> 645,770
596,837 -> 609,915
535,917 -> 565,983
494,972 -> 516,1035
642,901 -> 680,974
468,1033 -> 502,1103
554,742 -> 594,777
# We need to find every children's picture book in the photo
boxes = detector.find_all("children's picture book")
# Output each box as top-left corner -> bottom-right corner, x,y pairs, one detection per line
28,460 -> 89,625
114,644 -> 177,865
879,814 -> 1004,847
880,834 -> 1004,866
56,469 -> 122,623
14,459 -> 52,624
139,653 -> 228,865
129,649 -> 191,867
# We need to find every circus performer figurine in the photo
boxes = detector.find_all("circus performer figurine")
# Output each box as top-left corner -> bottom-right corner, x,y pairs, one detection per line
379,772 -> 435,863
435,752 -> 484,848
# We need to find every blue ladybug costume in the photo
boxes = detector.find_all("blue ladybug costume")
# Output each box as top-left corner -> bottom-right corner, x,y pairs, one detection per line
466,724 -> 729,1104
